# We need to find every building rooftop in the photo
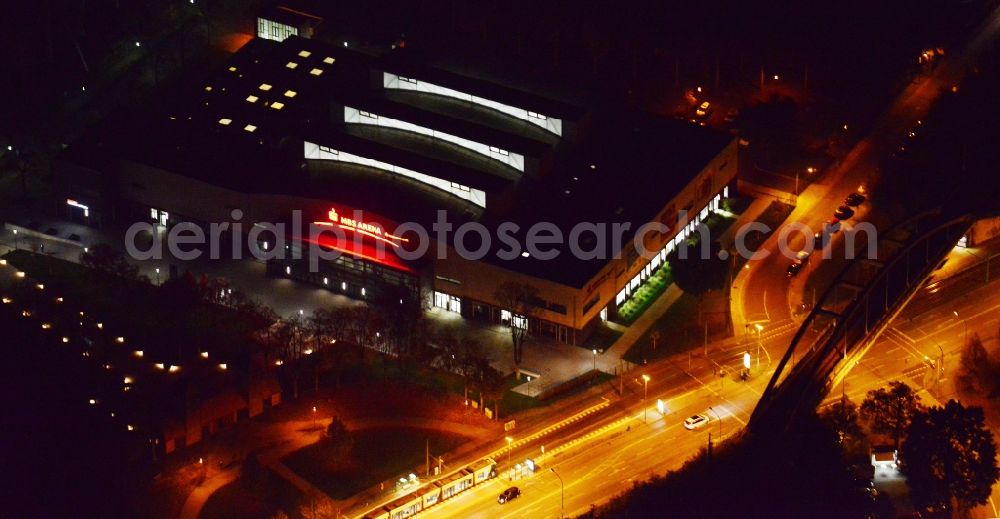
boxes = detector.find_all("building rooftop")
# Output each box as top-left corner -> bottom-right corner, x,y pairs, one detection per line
476,111 -> 734,287
65,30 -> 733,288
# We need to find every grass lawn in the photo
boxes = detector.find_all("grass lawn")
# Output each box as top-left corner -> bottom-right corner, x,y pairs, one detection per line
623,292 -> 702,364
283,428 -> 468,500
201,479 -> 281,519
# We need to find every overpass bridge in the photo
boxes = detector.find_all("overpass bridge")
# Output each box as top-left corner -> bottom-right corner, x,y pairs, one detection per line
748,211 -> 974,435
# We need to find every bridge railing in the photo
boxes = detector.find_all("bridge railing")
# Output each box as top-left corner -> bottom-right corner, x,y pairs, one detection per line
750,210 -> 972,431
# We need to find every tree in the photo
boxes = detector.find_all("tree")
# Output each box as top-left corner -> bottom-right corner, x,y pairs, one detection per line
80,243 -> 140,280
819,395 -> 863,448
902,400 -> 999,513
493,281 -> 538,366
860,381 -> 922,450
958,333 -> 999,396
458,337 -> 486,404
478,364 -> 506,420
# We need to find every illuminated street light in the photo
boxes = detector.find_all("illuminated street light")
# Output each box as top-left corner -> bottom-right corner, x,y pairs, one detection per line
12,229 -> 18,250
505,436 -> 514,475
754,323 -> 764,368
550,467 -> 564,519
708,407 -> 723,438
592,349 -> 597,371
953,311 -> 968,344
642,374 -> 651,423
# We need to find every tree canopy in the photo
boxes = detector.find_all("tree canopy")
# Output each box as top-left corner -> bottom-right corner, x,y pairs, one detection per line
860,381 -> 922,450
902,400 -> 999,513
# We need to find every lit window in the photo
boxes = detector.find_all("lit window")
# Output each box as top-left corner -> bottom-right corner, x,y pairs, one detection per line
359,110 -> 377,119
527,111 -> 547,120
228,66 -> 237,72
399,76 -> 418,84
270,102 -> 284,110
488,146 -> 510,156
218,118 -> 232,125
204,85 -> 213,92
318,145 -> 337,154
285,61 -> 298,69
298,50 -> 311,58
244,124 -> 257,132
450,182 -> 471,192
259,83 -> 273,91
323,57 -> 335,64
284,90 -> 297,98
245,95 -> 259,103
309,68 -> 323,76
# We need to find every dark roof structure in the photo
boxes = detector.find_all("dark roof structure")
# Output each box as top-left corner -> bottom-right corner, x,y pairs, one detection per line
66,31 -> 733,287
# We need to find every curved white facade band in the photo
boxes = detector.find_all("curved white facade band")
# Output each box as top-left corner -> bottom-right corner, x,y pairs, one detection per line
382,73 -> 562,137
304,141 -> 487,208
344,106 -> 524,173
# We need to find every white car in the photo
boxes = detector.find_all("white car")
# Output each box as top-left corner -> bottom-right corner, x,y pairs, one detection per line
683,414 -> 710,430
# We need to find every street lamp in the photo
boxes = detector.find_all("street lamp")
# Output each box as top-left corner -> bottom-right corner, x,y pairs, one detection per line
641,374 -> 651,423
708,407 -> 723,438
754,323 -> 764,368
953,311 -> 968,344
505,436 -> 513,474
592,349 -> 597,371
12,229 -> 18,250
312,405 -> 317,427
155,267 -> 160,285
550,468 -> 564,519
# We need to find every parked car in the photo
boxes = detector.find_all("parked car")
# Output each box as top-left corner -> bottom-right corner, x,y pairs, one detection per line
825,218 -> 842,233
834,205 -> 855,220
723,108 -> 740,123
813,231 -> 826,250
684,414 -> 710,430
786,250 -> 811,277
844,192 -> 866,206
498,487 -> 521,504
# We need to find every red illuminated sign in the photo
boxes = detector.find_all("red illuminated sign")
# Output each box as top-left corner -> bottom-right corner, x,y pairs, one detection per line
313,207 -> 408,248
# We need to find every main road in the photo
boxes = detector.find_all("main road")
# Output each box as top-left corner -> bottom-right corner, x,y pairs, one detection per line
407,327 -> 797,519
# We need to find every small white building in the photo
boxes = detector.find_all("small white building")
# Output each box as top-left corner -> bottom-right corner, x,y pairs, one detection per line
871,445 -> 900,480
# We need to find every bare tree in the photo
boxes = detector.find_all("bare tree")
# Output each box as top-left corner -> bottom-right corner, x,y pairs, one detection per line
493,281 -> 539,366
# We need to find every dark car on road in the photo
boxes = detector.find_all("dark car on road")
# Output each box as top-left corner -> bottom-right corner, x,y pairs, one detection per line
834,206 -> 855,220
844,192 -> 866,206
786,251 -> 811,278
498,487 -> 521,504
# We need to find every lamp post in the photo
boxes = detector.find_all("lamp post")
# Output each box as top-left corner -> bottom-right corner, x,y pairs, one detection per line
641,374 -> 650,423
12,229 -> 18,250
708,407 -> 722,438
155,267 -> 160,285
754,323 -> 764,368
505,436 -> 513,476
953,311 -> 968,344
592,349 -> 597,371
311,405 -> 317,428
550,468 -> 564,519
